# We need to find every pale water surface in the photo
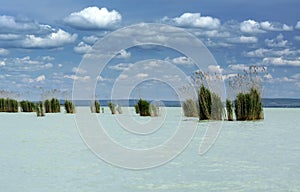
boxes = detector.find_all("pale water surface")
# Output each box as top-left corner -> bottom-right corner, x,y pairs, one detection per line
0,108 -> 299,192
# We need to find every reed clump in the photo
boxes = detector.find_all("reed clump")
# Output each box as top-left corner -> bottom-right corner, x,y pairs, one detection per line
64,100 -> 75,114
44,99 -> 51,113
137,99 -> 151,116
228,66 -> 265,121
182,99 -> 198,117
108,102 -> 116,114
182,71 -> 224,120
51,98 -> 60,113
0,98 -> 19,113
91,100 -> 100,113
234,87 -> 263,120
210,92 -> 223,120
20,100 -> 36,112
198,85 -> 223,120
44,98 -> 60,113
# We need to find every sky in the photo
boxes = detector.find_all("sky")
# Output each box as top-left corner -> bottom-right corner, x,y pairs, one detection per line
0,0 -> 299,100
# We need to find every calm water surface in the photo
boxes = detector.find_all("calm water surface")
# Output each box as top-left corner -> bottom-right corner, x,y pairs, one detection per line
0,108 -> 299,192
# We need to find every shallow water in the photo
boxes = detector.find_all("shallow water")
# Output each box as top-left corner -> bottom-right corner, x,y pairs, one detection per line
0,108 -> 299,192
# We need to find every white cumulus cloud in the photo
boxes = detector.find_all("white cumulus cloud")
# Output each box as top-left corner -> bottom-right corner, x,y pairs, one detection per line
240,20 -> 265,33
260,21 -> 293,31
263,57 -> 300,67
283,24 -> 293,31
194,30 -> 230,38
0,15 -> 53,32
117,74 -> 128,80
245,48 -> 269,57
245,48 -> 296,58
228,64 -> 249,71
115,49 -> 131,59
208,65 -> 223,73
64,75 -> 91,81
35,75 -> 45,82
240,19 -> 292,33
82,35 -> 99,44
291,73 -> 300,79
0,60 -> 5,66
173,13 -> 220,29
0,34 -> 21,40
170,56 -> 194,65
229,36 -> 258,43
74,42 -> 92,54
23,75 -> 46,83
72,67 -> 87,75
0,48 -> 9,56
22,29 -> 77,48
64,7 -> 122,29
264,73 -> 273,79
96,75 -> 106,81
109,63 -> 133,71
136,73 -> 149,78
42,56 -> 54,61
0,56 -> 54,71
295,21 -> 300,30
265,34 -> 288,48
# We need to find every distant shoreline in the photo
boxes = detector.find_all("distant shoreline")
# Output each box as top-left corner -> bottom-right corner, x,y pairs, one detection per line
65,98 -> 300,108
5,98 -> 298,108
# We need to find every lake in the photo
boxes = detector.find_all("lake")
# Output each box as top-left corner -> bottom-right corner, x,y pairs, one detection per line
0,107 -> 299,191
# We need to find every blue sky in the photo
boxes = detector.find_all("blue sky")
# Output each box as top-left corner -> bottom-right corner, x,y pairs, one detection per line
0,0 -> 299,100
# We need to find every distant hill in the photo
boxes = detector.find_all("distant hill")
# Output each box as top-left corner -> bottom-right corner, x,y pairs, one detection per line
71,99 -> 181,107
262,98 -> 300,108
69,98 -> 300,108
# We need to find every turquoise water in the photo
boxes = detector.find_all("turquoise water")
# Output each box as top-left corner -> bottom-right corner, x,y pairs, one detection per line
0,108 -> 299,191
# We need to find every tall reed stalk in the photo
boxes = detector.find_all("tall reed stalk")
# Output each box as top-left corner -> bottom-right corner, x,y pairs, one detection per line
134,104 -> 140,114
36,102 -> 45,117
198,85 -> 212,120
150,104 -> 159,117
226,99 -> 233,121
116,105 -> 123,114
198,85 -> 223,120
96,101 -> 100,113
